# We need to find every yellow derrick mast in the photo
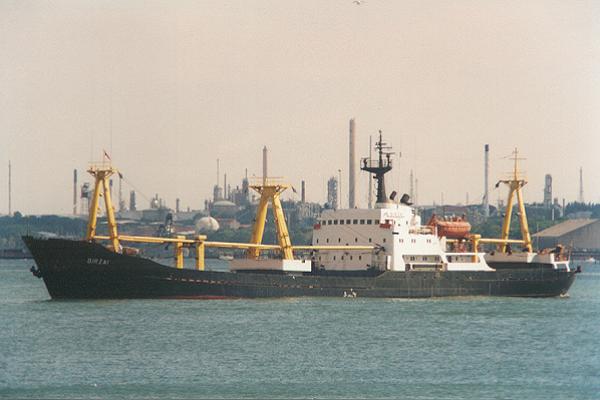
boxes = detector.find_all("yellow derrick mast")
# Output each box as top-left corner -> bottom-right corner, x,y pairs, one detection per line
497,148 -> 533,253
247,178 -> 294,260
86,163 -> 120,252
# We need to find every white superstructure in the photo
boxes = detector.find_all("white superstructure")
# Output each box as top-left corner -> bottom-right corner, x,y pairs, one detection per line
312,202 -> 492,272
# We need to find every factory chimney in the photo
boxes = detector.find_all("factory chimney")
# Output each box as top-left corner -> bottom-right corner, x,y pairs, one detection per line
176,198 -> 180,213
224,173 -> 227,200
8,161 -> 12,216
216,158 -> 220,198
415,177 -> 419,207
301,180 -> 306,203
73,169 -> 78,215
483,144 -> 490,218
368,135 -> 373,209
409,169 -> 414,201
129,190 -> 136,211
263,146 -> 268,185
348,118 -> 356,208
543,174 -> 552,208
579,167 -> 584,203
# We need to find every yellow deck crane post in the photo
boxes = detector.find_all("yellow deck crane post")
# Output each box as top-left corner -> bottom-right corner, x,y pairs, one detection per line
86,163 -> 121,253
496,148 -> 533,253
247,177 -> 294,260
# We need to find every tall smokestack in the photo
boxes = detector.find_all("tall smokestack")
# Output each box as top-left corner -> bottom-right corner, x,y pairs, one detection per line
176,198 -> 180,213
216,158 -> 220,193
263,146 -> 268,185
338,169 -> 342,209
73,169 -> 78,215
118,172 -> 124,212
409,169 -> 414,201
415,177 -> 419,207
579,167 -> 584,203
543,174 -> 552,208
348,118 -> 356,209
368,135 -> 373,209
8,161 -> 12,216
129,190 -> 136,211
301,180 -> 306,203
483,144 -> 490,218
224,173 -> 227,200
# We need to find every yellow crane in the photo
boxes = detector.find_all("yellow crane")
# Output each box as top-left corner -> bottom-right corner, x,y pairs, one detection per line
495,148 -> 533,253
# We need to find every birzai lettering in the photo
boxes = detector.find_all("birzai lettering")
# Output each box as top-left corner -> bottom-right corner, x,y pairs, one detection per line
87,258 -> 110,265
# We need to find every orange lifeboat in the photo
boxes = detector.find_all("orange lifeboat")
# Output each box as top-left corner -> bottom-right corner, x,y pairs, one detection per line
427,214 -> 471,239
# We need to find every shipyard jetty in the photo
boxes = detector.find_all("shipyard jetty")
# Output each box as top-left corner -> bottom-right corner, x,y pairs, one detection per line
24,134 -> 576,299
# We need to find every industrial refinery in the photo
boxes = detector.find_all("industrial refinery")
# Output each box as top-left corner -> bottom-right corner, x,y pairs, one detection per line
3,117 -> 599,259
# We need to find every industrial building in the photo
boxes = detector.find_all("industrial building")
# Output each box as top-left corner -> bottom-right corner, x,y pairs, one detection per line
533,219 -> 600,251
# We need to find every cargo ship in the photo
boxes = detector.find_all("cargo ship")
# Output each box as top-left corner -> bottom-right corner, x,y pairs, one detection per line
24,135 -> 576,299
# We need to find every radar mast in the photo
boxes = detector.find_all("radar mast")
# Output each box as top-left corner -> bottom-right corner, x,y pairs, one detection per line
361,131 -> 393,205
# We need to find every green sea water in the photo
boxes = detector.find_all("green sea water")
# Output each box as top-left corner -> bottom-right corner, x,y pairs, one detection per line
1,259 -> 599,399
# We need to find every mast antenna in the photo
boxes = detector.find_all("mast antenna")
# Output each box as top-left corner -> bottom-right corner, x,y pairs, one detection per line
360,130 -> 394,205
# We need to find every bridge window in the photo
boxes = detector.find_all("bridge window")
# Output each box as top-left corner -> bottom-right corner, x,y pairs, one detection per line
353,219 -> 358,224
346,219 -> 351,224
360,219 -> 365,224
375,219 -> 380,224
367,220 -> 373,225
399,239 -> 404,243
340,220 -> 345,225
334,220 -> 338,225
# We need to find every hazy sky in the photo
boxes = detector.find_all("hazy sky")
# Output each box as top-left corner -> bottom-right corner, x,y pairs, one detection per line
2,0 -> 600,215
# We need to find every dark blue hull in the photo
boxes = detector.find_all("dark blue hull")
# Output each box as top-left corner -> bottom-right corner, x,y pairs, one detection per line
23,236 -> 577,299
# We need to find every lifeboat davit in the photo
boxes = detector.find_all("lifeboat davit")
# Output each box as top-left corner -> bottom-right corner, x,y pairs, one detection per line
427,214 -> 471,239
